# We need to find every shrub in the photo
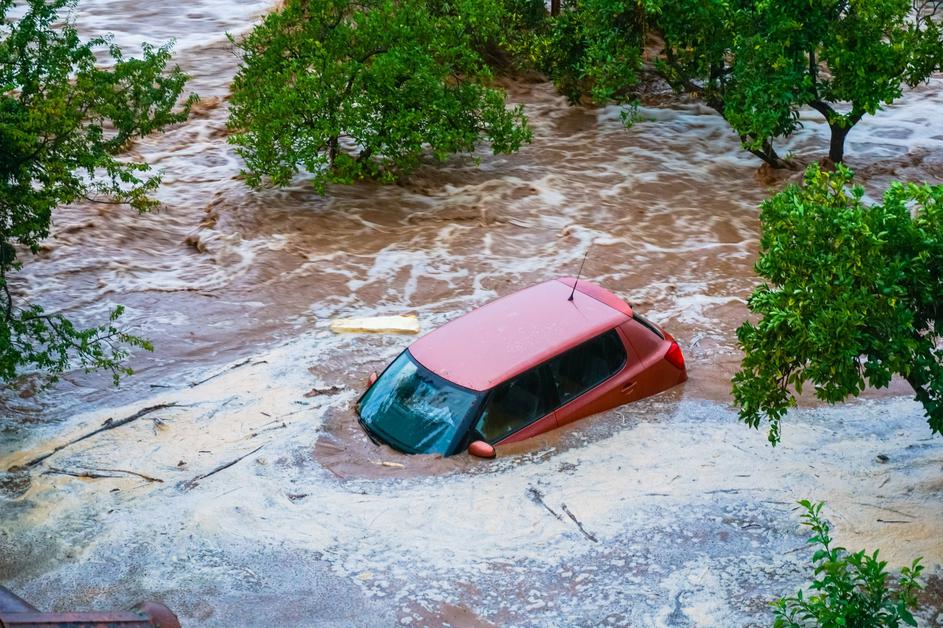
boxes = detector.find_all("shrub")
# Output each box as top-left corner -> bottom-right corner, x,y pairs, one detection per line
774,500 -> 924,627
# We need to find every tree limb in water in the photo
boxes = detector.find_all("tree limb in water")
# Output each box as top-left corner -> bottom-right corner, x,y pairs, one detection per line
44,467 -> 123,479
77,466 -> 164,483
26,403 -> 178,468
189,358 -> 266,388
178,445 -> 264,491
561,503 -> 598,543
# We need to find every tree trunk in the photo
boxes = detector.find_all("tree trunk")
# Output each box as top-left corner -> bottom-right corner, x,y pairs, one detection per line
551,0 -> 560,16
745,137 -> 790,169
699,95 -> 792,169
904,372 -> 929,401
328,136 -> 339,168
828,124 -> 849,164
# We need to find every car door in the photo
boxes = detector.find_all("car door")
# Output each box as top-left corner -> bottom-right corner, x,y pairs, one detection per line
550,327 -> 647,427
476,364 -> 559,445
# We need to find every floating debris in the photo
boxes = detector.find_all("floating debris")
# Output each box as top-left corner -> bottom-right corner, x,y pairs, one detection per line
330,315 -> 420,335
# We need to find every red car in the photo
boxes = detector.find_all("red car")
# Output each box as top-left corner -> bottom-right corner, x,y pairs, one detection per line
357,278 -> 686,458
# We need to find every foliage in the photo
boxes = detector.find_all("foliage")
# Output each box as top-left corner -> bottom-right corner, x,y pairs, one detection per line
535,0 -> 645,105
0,0 -> 193,384
774,500 -> 924,627
720,0 -> 943,164
654,0 -> 811,165
227,0 -> 531,194
491,0 -> 549,71
532,0 -> 943,166
0,303 -> 154,386
733,165 -> 943,444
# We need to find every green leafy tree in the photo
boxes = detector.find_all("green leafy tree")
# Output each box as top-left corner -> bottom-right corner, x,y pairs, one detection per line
1,0 -> 195,384
733,165 -> 943,444
534,0 -> 943,166
650,0 -> 794,166
488,0 -> 548,72
774,500 -> 924,627
720,0 -> 943,165
535,0 -> 645,105
227,0 -> 531,194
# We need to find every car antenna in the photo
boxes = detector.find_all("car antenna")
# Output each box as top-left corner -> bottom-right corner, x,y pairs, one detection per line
568,245 -> 591,302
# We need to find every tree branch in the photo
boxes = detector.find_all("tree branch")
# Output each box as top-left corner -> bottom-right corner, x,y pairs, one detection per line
809,99 -> 837,122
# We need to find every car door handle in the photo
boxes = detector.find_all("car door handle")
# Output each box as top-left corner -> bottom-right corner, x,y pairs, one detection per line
621,381 -> 637,395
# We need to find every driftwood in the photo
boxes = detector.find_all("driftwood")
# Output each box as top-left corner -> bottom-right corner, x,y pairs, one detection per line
561,503 -> 598,543
189,358 -> 266,388
44,467 -> 122,479
303,385 -> 344,398
249,422 -> 287,438
178,445 -> 264,491
877,519 -> 911,524
79,466 -> 164,483
527,487 -> 597,543
378,461 -> 405,469
43,466 -> 164,483
26,403 -> 178,468
526,486 -> 562,520
855,502 -> 915,519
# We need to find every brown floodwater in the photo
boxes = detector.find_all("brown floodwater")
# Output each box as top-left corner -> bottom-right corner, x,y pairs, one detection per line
2,2 -> 943,624
7,3 -> 941,421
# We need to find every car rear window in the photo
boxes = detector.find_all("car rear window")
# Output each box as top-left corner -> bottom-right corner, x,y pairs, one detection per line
633,313 -> 665,339
547,329 -> 626,406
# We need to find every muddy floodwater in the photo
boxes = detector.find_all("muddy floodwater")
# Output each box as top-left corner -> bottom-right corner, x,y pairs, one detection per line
2,0 -> 943,625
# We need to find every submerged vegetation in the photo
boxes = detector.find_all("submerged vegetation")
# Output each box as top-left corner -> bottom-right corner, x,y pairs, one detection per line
227,0 -> 531,193
229,0 -> 943,177
0,0 -> 194,384
532,0 -> 943,166
733,165 -> 943,444
775,501 -> 925,627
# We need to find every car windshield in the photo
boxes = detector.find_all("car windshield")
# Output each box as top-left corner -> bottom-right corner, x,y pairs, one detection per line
357,351 -> 483,455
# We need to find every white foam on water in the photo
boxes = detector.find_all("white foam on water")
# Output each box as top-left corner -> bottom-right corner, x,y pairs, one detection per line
3,328 -> 941,623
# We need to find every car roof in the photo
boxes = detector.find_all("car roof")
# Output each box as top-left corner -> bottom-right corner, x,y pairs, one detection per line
409,278 -> 633,391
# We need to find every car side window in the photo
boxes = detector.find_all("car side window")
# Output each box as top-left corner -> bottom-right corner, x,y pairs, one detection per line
476,366 -> 555,443
547,329 -> 627,406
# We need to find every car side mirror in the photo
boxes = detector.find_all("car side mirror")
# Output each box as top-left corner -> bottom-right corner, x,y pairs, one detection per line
468,440 -> 496,459
368,371 -> 378,386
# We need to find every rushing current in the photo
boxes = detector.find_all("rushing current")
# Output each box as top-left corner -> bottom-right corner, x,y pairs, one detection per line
1,1 -> 942,625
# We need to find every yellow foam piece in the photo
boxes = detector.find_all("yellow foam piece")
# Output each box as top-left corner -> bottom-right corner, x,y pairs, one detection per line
329,314 -> 420,335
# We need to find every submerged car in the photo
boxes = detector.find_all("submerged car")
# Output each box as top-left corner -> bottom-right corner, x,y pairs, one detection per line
357,277 -> 686,458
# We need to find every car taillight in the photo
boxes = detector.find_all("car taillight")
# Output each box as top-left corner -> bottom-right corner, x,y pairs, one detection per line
665,341 -> 685,370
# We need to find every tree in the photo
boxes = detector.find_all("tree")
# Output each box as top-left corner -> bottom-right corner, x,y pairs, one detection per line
534,0 -> 645,106
227,0 -> 532,194
1,0 -> 194,384
533,0 -> 943,166
649,0 -> 795,167
774,500 -> 924,627
719,0 -> 943,164
733,165 -> 943,444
